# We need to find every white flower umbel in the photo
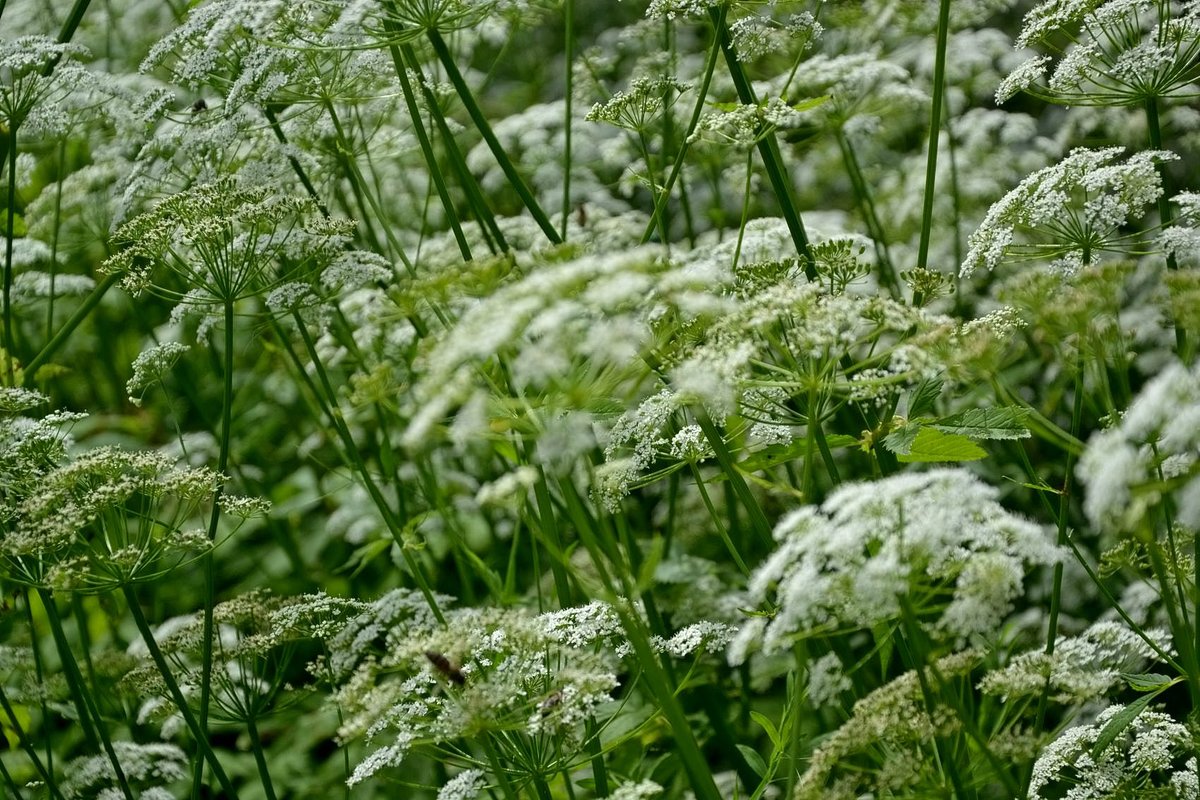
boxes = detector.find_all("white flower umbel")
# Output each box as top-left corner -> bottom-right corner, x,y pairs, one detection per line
979,620 -> 1173,703
1004,0 -> 1200,106
960,147 -> 1173,277
60,741 -> 189,800
1077,358 -> 1200,533
1028,704 -> 1197,799
730,470 -> 1059,662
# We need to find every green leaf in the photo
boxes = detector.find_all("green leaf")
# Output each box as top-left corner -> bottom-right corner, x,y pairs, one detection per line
907,378 -> 943,419
337,538 -> 392,579
737,744 -> 767,778
930,407 -> 1031,440
881,421 -> 922,455
750,711 -> 780,748
1121,672 -> 1180,692
1091,694 -> 1156,760
635,536 -> 665,593
895,427 -> 987,463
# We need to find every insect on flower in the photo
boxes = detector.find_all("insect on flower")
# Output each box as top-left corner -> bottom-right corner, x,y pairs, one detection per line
424,650 -> 466,685
537,690 -> 563,717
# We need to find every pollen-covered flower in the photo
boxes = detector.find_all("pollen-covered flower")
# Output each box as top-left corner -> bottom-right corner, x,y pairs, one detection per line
730,470 -> 1060,663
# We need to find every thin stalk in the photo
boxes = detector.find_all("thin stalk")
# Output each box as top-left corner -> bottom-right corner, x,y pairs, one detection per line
23,594 -> 53,779
426,29 -> 561,244
22,272 -> 120,385
730,149 -> 754,269
381,15 -> 472,261
584,717 -> 608,797
0,684 -> 61,799
1033,352 -> 1085,739
37,591 -> 134,800
246,716 -> 278,800
708,7 -> 815,278
915,0 -> 952,271
193,298 -> 235,797
640,8 -> 722,245
3,121 -> 18,384
1145,96 -> 1188,357
401,44 -> 508,254
0,756 -> 24,800
122,586 -> 239,799
285,314 -> 445,623
694,411 -> 774,548
261,106 -> 330,217
689,461 -> 749,576
561,0 -> 574,240
835,129 -> 900,298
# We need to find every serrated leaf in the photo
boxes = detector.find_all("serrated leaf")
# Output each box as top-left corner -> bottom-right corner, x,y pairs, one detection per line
907,378 -> 943,419
750,711 -> 780,748
1091,694 -> 1156,760
1121,672 -> 1179,692
895,427 -> 987,463
930,407 -> 1031,440
881,421 -> 922,455
737,744 -> 767,778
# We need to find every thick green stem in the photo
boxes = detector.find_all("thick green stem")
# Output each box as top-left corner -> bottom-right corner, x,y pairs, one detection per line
122,586 -> 240,798
426,29 -> 561,244
915,0 -> 952,271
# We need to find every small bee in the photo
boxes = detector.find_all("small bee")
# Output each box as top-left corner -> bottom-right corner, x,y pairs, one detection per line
191,98 -> 208,114
575,203 -> 587,228
424,650 -> 466,685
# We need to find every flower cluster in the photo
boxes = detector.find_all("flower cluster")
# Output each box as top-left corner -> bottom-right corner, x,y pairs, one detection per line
960,147 -> 1173,277
730,470 -> 1059,663
1077,358 -> 1200,533
1028,703 -> 1197,800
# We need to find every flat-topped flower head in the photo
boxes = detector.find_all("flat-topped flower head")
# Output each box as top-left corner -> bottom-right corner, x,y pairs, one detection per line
587,75 -> 691,133
1002,0 -> 1200,106
102,177 -> 354,305
730,470 -> 1060,663
1029,703 -> 1197,799
960,147 -> 1173,277
0,35 -> 94,135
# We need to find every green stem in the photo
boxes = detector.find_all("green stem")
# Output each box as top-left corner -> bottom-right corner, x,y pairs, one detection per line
640,8 -> 722,245
46,140 -> 65,341
261,106 -> 330,217
122,585 -> 240,799
561,0 -> 574,240
730,149 -> 754,268
0,684 -> 62,800
4,121 -> 17,385
193,298 -> 235,796
835,129 -> 900,299
285,314 -> 445,623
37,591 -> 134,800
246,715 -> 278,800
695,411 -> 773,549
689,461 -> 749,576
22,272 -> 120,385
708,7 -> 814,279
1145,97 -> 1189,356
380,15 -> 472,262
426,29 -> 561,244
915,0 -> 952,271
1033,352 -> 1085,741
